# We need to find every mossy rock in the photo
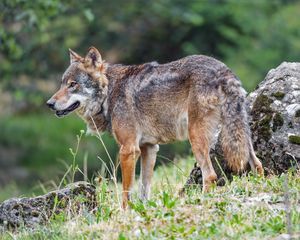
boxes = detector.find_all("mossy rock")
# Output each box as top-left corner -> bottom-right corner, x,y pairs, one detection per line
249,62 -> 300,174
288,135 -> 300,145
251,95 -> 275,141
251,94 -> 273,116
272,112 -> 284,131
271,91 -> 285,100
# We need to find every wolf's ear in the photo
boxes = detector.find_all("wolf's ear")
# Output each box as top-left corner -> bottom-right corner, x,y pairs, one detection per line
69,49 -> 82,64
85,46 -> 102,68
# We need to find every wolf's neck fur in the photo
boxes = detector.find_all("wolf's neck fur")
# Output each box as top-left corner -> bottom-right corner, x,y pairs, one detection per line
76,63 -> 132,135
76,86 -> 110,135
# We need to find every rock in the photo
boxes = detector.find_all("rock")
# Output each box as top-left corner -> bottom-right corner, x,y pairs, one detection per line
248,62 -> 300,174
0,182 -> 96,231
184,62 -> 300,188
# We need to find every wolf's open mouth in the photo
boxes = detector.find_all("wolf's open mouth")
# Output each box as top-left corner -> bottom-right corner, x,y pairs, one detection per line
56,101 -> 80,117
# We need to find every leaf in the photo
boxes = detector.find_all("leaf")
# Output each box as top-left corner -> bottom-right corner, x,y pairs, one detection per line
83,9 -> 94,22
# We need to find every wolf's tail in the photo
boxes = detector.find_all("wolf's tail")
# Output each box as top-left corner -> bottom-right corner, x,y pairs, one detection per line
219,70 -> 261,173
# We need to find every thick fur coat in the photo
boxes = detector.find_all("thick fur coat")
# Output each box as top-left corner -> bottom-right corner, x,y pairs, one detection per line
47,47 -> 263,208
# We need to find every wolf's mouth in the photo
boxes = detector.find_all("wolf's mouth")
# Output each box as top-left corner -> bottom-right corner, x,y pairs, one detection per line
56,101 -> 80,117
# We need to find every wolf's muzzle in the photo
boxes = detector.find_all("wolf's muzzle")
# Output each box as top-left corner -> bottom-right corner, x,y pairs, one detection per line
46,99 -> 56,110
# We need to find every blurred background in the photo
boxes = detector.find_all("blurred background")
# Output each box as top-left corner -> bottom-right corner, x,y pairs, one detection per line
1,0 -> 300,200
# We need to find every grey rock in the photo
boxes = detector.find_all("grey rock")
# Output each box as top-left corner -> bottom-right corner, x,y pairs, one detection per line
249,62 -> 300,174
184,62 -> 300,188
0,182 -> 96,231
286,103 -> 300,116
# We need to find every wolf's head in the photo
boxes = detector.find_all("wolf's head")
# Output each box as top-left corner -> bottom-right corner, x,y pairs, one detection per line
47,47 -> 108,118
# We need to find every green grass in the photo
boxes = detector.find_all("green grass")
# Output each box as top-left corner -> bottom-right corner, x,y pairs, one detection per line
1,158 -> 299,239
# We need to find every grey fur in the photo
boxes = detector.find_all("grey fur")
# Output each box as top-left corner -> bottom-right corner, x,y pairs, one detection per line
48,52 -> 263,205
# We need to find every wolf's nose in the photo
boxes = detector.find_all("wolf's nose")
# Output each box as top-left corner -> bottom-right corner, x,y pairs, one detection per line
46,100 -> 56,110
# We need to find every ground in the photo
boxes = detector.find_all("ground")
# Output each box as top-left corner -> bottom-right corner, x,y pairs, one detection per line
1,157 -> 299,240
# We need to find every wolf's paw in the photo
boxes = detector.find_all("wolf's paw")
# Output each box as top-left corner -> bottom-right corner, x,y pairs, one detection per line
202,174 -> 217,192
256,164 -> 264,176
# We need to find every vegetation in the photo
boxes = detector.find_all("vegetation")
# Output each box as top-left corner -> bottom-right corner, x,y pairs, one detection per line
2,0 -> 300,89
1,158 -> 299,239
1,2 -> 300,236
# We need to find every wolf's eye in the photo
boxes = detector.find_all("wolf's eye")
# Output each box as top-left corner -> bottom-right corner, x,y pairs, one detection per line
69,82 -> 77,88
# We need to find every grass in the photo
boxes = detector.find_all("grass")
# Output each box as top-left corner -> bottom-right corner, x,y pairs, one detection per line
1,157 -> 300,239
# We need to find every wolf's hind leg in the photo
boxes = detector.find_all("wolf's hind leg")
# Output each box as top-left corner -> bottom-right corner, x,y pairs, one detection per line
139,144 -> 159,201
188,108 -> 219,192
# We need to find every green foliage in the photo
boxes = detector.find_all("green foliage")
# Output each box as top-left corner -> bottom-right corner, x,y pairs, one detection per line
0,0 -> 68,79
95,179 -> 114,222
0,113 -> 118,185
1,0 -> 300,90
162,191 -> 177,209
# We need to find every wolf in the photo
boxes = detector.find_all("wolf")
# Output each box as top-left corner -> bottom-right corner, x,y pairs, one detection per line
47,47 -> 263,208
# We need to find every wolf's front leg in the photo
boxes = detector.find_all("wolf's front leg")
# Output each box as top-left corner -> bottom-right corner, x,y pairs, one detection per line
139,144 -> 159,201
119,145 -> 141,209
